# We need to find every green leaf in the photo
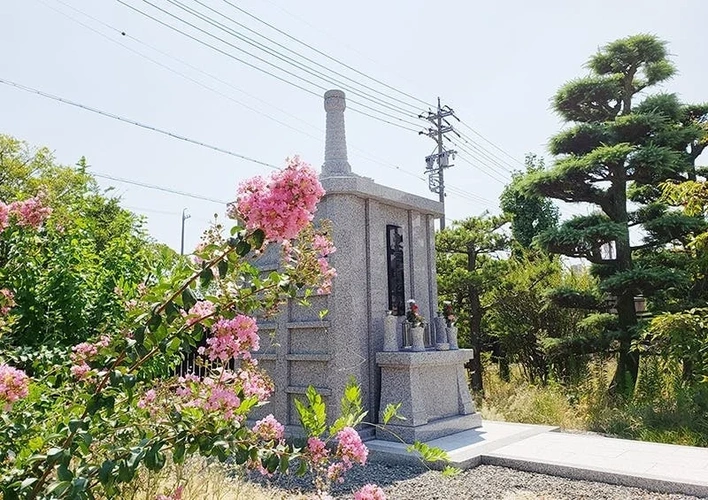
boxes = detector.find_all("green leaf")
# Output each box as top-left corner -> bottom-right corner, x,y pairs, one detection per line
182,288 -> 198,310
406,442 -> 449,463
68,419 -> 86,433
47,447 -> 64,463
147,313 -> 162,332
46,481 -> 71,497
382,403 -> 405,424
57,464 -> 73,481
218,259 -> 229,278
200,267 -> 214,287
294,386 -> 328,437
235,239 -> 252,257
165,300 -> 180,323
166,337 -> 181,355
98,460 -> 115,484
250,229 -> 265,249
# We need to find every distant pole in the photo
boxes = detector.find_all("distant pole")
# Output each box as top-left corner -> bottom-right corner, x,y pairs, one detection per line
180,208 -> 191,255
419,98 -> 458,230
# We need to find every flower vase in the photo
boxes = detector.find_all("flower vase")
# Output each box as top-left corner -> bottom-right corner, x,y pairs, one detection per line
383,312 -> 399,351
446,325 -> 459,350
434,316 -> 449,351
410,325 -> 425,352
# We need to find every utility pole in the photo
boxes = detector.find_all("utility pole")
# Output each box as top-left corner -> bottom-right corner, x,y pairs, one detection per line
419,98 -> 458,230
180,208 -> 191,255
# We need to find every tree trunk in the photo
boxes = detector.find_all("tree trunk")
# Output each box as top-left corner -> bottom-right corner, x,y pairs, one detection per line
608,158 -> 639,396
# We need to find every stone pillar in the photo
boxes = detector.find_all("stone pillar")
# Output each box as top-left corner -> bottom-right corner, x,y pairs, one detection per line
322,89 -> 352,177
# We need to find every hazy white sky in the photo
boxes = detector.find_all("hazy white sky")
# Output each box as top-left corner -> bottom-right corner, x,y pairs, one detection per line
2,0 -> 706,251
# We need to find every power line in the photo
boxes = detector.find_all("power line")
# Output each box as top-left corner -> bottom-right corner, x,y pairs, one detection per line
93,172 -> 229,204
37,0 -> 323,146
118,0 -> 420,132
0,77 -> 279,170
176,0 -> 423,117
32,1 -> 501,210
457,120 -> 525,169
219,0 -> 434,110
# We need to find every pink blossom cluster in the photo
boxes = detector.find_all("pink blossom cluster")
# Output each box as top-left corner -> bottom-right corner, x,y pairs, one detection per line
252,414 -> 285,442
184,300 -> 216,326
316,257 -> 337,295
0,203 -> 9,233
229,156 -> 325,242
306,436 -> 330,464
155,485 -> 183,500
313,234 -> 336,257
137,389 -> 157,412
199,315 -> 260,362
69,336 -> 111,380
313,232 -> 337,295
239,366 -> 274,401
323,427 -> 369,483
175,373 -> 243,420
0,363 -> 30,408
0,288 -> 15,316
336,427 -> 368,466
354,484 -> 387,500
0,196 -> 52,233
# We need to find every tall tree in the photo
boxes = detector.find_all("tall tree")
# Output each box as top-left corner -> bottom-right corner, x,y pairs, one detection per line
0,135 -> 177,347
436,214 -> 509,391
521,35 -> 708,394
500,154 -> 560,250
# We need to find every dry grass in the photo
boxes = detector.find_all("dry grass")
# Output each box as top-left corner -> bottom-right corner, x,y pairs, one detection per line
119,457 -> 302,500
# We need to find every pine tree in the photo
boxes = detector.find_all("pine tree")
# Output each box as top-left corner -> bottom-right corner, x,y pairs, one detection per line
521,35 -> 708,395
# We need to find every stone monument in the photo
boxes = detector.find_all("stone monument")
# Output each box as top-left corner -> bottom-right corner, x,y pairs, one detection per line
250,89 -> 481,442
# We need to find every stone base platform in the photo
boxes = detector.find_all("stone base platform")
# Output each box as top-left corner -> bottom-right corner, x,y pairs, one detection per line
376,349 -> 482,443
367,420 -> 708,498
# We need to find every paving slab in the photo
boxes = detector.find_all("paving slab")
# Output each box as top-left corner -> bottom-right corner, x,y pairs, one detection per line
366,420 -> 708,497
485,431 -> 708,497
367,420 -> 558,468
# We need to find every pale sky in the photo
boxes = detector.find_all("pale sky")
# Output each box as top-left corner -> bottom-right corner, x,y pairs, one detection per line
2,0 -> 706,251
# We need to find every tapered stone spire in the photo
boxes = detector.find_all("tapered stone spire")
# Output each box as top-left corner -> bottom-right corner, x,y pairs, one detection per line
322,89 -> 352,177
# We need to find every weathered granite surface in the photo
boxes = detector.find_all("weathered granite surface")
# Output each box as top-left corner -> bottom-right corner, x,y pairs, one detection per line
375,349 -> 482,442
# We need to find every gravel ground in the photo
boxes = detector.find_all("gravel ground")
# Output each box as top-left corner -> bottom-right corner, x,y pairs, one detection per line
248,462 -> 703,499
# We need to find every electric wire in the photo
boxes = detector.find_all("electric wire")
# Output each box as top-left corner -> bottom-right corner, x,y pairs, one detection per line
36,0 -> 324,145
94,172 -> 229,204
0,77 -> 280,171
30,1 -> 506,209
174,0 -> 423,117
457,120 -> 525,168
218,0 -> 435,109
118,0 -> 421,132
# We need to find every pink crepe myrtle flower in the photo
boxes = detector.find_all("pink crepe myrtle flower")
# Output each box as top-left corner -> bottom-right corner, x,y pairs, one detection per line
0,288 -> 16,316
239,368 -> 274,402
229,156 -> 325,242
70,362 -> 91,380
137,389 -> 157,409
203,386 -> 241,420
9,195 -> 52,228
0,364 -> 30,408
0,202 -> 9,233
199,315 -> 260,362
155,485 -> 183,500
184,300 -> 216,326
354,484 -> 387,500
313,234 -> 336,257
306,436 -> 329,464
336,427 -> 368,466
252,414 -> 285,442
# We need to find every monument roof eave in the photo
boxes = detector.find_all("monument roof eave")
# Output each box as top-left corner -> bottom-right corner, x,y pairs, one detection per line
320,174 -> 444,217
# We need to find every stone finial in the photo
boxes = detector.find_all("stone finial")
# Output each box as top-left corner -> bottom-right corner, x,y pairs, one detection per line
322,89 -> 352,177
